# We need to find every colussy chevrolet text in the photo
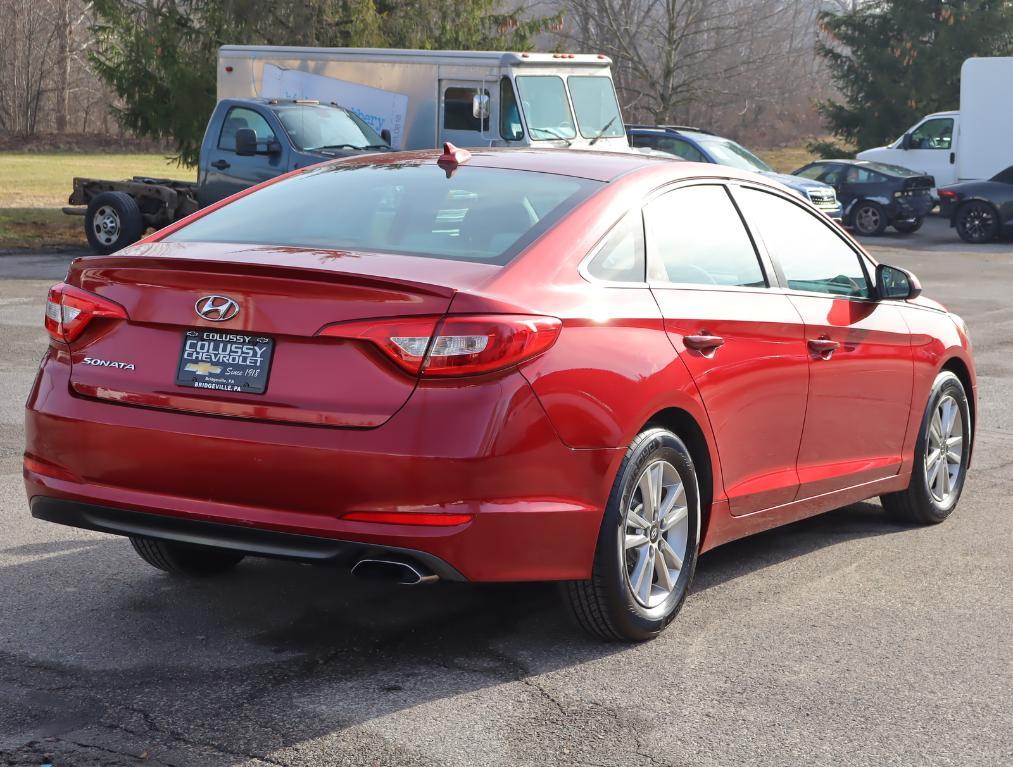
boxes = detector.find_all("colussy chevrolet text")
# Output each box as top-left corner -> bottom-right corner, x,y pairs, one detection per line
25,146 -> 976,641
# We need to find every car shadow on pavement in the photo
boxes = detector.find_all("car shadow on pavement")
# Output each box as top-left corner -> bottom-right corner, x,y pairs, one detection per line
1,499 -> 911,766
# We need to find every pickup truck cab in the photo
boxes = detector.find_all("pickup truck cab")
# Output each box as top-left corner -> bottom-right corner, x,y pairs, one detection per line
68,97 -> 391,254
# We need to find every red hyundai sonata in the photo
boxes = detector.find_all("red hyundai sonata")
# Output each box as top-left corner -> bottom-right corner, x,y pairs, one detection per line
25,146 -> 975,641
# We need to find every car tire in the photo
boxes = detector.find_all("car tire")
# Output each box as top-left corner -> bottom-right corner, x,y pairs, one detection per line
892,217 -> 923,234
880,371 -> 971,525
564,427 -> 700,642
85,191 -> 145,255
852,201 -> 888,236
955,201 -> 999,244
130,536 -> 246,576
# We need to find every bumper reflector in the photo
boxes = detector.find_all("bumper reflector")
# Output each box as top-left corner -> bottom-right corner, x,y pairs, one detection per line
341,511 -> 474,526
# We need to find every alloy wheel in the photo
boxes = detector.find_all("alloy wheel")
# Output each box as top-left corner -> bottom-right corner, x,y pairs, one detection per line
960,205 -> 995,242
623,459 -> 689,608
855,205 -> 881,234
924,394 -> 965,505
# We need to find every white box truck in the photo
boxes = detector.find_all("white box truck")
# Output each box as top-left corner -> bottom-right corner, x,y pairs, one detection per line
217,46 -> 629,152
857,57 -> 1013,188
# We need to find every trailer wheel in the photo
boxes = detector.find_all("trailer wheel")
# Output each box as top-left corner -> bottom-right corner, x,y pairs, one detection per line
85,192 -> 144,254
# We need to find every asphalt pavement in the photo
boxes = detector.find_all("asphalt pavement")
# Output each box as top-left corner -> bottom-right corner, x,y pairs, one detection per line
1,217 -> 1011,766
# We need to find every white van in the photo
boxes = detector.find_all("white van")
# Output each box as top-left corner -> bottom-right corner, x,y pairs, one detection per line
857,58 -> 1013,188
217,46 -> 629,152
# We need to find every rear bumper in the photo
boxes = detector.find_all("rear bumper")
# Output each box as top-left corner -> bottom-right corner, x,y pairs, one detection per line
25,349 -> 621,582
891,195 -> 934,220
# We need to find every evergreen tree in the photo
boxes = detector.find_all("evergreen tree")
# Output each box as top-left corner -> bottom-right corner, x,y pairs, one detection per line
90,0 -> 560,165
816,0 -> 1013,152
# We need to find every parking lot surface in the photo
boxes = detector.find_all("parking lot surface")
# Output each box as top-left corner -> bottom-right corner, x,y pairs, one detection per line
1,216 -> 1011,766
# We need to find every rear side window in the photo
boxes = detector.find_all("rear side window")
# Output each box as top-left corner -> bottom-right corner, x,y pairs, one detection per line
219,107 -> 276,152
166,163 -> 601,265
585,213 -> 645,283
644,185 -> 766,288
735,187 -> 870,298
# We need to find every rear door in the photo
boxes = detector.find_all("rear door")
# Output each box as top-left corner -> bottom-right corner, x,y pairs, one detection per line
733,185 -> 914,498
439,80 -> 491,148
200,106 -> 288,205
645,183 -> 810,515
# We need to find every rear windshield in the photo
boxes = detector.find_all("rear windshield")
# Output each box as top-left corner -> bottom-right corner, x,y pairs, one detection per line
168,163 -> 601,264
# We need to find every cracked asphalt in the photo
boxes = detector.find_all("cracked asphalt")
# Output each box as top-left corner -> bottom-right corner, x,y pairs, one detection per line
1,217 -> 1011,766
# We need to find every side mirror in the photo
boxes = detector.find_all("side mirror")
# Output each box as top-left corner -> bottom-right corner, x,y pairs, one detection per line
235,128 -> 257,156
380,128 -> 392,146
472,93 -> 490,120
877,263 -> 921,300
900,133 -> 912,150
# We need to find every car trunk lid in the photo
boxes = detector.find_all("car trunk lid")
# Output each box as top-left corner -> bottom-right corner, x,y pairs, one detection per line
64,242 -> 499,427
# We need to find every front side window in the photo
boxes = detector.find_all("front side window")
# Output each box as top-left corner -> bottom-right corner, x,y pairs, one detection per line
568,76 -> 624,140
499,78 -> 524,141
515,75 -> 576,141
735,187 -> 870,298
585,213 -> 645,283
795,164 -> 829,181
909,118 -> 953,150
218,107 -> 276,152
644,185 -> 766,288
166,163 -> 600,266
443,87 -> 490,132
274,105 -> 385,151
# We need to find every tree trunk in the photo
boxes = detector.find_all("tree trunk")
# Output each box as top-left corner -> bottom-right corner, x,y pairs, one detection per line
55,0 -> 71,132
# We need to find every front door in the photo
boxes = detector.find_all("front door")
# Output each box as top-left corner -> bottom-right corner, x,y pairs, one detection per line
733,185 -> 914,499
645,183 -> 810,515
439,80 -> 492,148
200,106 -> 287,206
897,116 -> 957,188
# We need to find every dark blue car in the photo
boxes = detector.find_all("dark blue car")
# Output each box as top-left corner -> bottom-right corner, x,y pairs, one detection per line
627,125 -> 843,220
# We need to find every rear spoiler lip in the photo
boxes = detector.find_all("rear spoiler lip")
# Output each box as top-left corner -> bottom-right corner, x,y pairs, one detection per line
65,250 -> 470,299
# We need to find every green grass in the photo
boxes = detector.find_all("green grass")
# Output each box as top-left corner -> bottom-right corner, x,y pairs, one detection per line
0,153 -> 193,208
756,145 -> 819,174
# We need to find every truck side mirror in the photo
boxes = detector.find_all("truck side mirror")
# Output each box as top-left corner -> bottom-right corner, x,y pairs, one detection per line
900,133 -> 912,150
380,128 -> 392,146
235,128 -> 257,157
876,263 -> 921,300
472,93 -> 490,120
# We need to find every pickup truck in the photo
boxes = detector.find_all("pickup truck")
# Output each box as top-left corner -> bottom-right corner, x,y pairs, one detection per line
66,97 -> 391,254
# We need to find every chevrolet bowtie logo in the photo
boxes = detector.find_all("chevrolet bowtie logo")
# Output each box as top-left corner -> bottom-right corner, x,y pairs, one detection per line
185,362 -> 222,375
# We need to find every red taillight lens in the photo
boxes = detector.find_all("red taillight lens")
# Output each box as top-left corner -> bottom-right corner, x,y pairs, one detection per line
45,282 -> 128,343
938,190 -> 958,200
319,314 -> 561,377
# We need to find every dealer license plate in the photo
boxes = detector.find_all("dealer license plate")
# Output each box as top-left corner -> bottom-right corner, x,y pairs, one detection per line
175,329 -> 274,394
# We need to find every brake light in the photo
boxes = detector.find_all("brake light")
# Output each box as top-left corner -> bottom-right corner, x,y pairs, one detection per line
938,190 -> 958,200
319,314 -> 561,377
45,283 -> 128,343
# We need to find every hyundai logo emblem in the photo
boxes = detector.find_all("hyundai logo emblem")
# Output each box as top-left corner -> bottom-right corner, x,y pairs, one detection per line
195,295 -> 240,322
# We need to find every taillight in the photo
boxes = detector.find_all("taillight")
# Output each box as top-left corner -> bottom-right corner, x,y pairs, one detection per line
45,283 -> 128,343
938,190 -> 958,200
319,314 -> 561,377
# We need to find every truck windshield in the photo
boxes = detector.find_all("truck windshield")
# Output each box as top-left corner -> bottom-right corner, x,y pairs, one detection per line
515,76 -> 576,141
568,76 -> 624,140
165,162 -> 601,265
696,137 -> 773,173
273,104 -> 386,151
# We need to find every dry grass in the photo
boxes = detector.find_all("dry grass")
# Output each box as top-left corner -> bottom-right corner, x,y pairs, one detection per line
756,145 -> 819,174
0,208 -> 85,249
0,152 -> 193,208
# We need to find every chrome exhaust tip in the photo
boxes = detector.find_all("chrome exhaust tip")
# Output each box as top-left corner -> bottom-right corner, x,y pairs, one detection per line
351,558 -> 439,585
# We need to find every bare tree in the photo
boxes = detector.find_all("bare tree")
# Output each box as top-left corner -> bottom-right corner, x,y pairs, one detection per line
561,0 -> 830,143
0,0 -> 62,136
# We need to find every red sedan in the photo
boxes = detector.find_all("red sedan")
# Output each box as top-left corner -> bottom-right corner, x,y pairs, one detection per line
25,146 -> 976,641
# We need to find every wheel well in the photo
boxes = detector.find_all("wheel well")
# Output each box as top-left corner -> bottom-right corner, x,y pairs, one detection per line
643,408 -> 714,532
941,357 -> 975,432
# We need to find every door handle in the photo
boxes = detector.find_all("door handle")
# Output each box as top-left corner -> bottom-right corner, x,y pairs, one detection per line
808,338 -> 840,359
211,159 -> 230,170
684,334 -> 725,353
949,152 -> 955,165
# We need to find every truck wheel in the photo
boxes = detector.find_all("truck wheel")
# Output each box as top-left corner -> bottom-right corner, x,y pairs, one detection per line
892,217 -> 923,234
85,192 -> 144,254
851,201 -> 887,236
955,201 -> 999,244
